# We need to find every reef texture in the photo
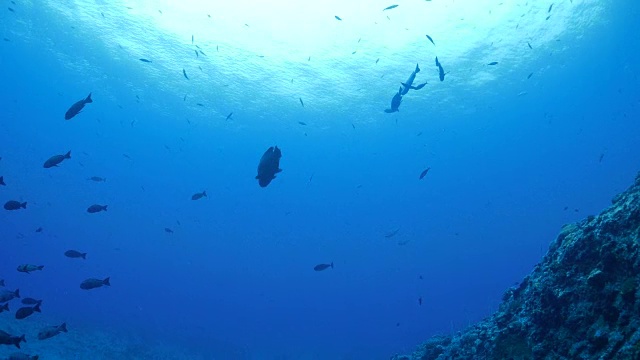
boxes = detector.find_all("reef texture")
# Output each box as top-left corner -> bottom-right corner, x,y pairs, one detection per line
395,172 -> 640,360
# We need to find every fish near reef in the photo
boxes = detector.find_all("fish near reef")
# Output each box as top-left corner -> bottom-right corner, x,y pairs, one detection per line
80,277 -> 110,290
314,262 -> 334,271
4,201 -> 26,210
15,303 -> 41,320
87,204 -> 107,213
0,303 -> 8,313
0,288 -> 19,302
65,93 -> 93,120
43,151 -> 71,168
0,331 -> 26,349
38,322 -> 67,340
256,146 -> 282,187
17,264 -> 43,274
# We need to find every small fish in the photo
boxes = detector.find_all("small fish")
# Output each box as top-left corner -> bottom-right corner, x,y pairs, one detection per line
0,176 -> 5,186
183,69 -> 189,79
487,62 -> 499,65
183,94 -> 187,101
43,151 -> 71,168
87,176 -> 106,182
546,15 -> 551,20
385,228 -> 400,238
21,298 -> 42,305
308,56 -> 311,61
4,201 -> 26,210
191,35 -> 194,44
527,42 -> 532,49
87,204 -> 108,213
17,264 -> 44,274
425,35 -> 435,46
419,167 -> 431,180
0,303 -> 8,313
527,72 -> 533,79
0,288 -> 19,302
199,50 -> 205,56
64,250 -> 87,259
548,3 -> 554,13
191,191 -> 207,200
599,153 -> 605,163
225,112 -> 233,121
376,58 -> 379,64
8,7 -> 15,12
314,262 -> 334,271
298,121 -> 307,126
195,50 -> 198,57
299,98 -> 304,107
383,5 -> 398,10
196,103 -> 204,107
35,227 -> 43,233
80,277 -> 110,290
256,146 -> 282,188
38,322 -> 68,340
418,297 -> 423,306
65,93 -> 93,120
164,228 -> 174,234
139,58 -> 152,63
335,15 -> 342,20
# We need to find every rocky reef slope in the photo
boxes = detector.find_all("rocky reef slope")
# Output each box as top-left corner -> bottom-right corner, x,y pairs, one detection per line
396,172 -> 640,360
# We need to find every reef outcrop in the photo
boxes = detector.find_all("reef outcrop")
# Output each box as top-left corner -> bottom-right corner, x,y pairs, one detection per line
394,172 -> 640,360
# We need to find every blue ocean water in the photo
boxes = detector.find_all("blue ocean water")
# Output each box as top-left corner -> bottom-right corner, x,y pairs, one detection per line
0,0 -> 638,359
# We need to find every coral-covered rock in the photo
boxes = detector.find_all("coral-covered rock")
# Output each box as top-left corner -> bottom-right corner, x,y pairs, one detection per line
397,172 -> 640,359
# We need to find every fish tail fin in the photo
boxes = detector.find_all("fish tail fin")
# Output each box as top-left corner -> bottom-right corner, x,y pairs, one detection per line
82,253 -> 87,259
203,191 -> 207,197
65,151 -> 71,159
34,303 -> 41,313
103,205 -> 108,211
415,63 -> 420,73
59,322 -> 68,332
38,265 -> 44,270
1,303 -> 8,311
21,202 -> 27,209
85,93 -> 93,103
330,262 -> 334,269
103,277 -> 111,286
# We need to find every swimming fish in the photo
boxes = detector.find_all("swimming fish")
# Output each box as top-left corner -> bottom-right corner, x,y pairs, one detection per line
43,151 -> 71,168
0,288 -> 19,302
139,58 -> 152,63
87,204 -> 107,213
419,167 -> 431,179
17,264 -> 43,274
87,176 -> 106,182
64,250 -> 87,259
400,64 -> 424,95
38,322 -> 67,340
436,57 -> 446,81
384,87 -> 403,113
0,303 -> 7,313
80,277 -> 110,290
527,42 -> 532,49
15,303 -> 41,320
21,298 -> 42,305
425,34 -> 435,46
0,176 -> 4,186
183,69 -> 189,79
0,331 -> 26,349
299,98 -> 304,107
385,228 -> 400,238
487,62 -> 499,65
65,93 -> 93,120
548,3 -> 553,12
314,262 -> 333,271
191,191 -> 207,200
4,201 -> 26,210
256,146 -> 282,188
335,15 -> 342,20
383,4 -> 398,10
226,112 -> 233,121
164,228 -> 174,233
527,72 -> 533,79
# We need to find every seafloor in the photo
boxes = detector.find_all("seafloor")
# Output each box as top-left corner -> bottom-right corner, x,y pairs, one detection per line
394,172 -> 640,359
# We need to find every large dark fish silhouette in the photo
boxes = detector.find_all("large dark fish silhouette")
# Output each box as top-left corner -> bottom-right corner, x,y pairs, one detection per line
256,146 -> 282,187
65,93 -> 93,120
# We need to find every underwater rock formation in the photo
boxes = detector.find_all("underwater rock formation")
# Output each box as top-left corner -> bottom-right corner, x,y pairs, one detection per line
395,172 -> 640,360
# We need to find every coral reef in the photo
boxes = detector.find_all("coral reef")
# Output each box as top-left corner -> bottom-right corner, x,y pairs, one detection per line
394,172 -> 640,360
